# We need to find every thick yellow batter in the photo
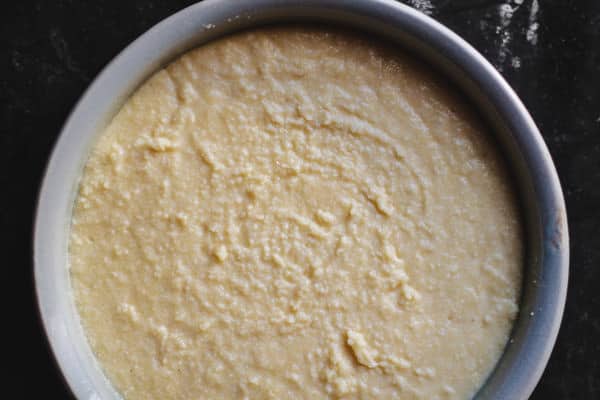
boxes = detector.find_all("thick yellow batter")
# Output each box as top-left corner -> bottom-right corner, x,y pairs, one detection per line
70,27 -> 522,399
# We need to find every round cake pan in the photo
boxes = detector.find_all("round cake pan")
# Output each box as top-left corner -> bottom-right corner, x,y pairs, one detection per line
34,0 -> 569,399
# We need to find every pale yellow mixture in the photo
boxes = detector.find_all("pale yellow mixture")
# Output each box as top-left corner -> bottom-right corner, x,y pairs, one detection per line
70,27 -> 522,400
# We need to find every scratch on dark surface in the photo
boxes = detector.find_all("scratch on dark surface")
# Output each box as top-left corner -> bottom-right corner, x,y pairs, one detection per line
49,27 -> 88,80
11,50 -> 25,72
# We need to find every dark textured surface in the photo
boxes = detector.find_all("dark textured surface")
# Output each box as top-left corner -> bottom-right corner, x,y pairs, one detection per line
4,0 -> 598,398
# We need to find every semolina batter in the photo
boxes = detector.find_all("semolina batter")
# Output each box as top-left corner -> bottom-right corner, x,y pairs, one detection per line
69,27 -> 522,399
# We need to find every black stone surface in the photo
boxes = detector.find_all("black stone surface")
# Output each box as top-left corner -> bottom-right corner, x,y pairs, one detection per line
3,1 -> 598,398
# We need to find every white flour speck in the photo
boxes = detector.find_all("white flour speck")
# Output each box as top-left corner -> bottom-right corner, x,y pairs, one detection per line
495,0 -> 542,70
405,0 -> 435,15
526,22 -> 539,44
498,3 -> 515,26
496,1 -> 519,67
526,0 -> 540,45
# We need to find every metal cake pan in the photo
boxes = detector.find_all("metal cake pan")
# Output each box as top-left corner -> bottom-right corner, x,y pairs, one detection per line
34,0 -> 569,398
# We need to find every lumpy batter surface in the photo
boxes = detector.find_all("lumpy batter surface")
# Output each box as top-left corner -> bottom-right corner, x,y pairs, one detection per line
70,27 -> 522,400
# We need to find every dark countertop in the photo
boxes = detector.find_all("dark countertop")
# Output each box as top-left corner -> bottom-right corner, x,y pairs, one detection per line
3,0 -> 598,398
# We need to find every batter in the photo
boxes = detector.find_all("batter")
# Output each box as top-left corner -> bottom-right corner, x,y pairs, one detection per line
69,27 -> 522,399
